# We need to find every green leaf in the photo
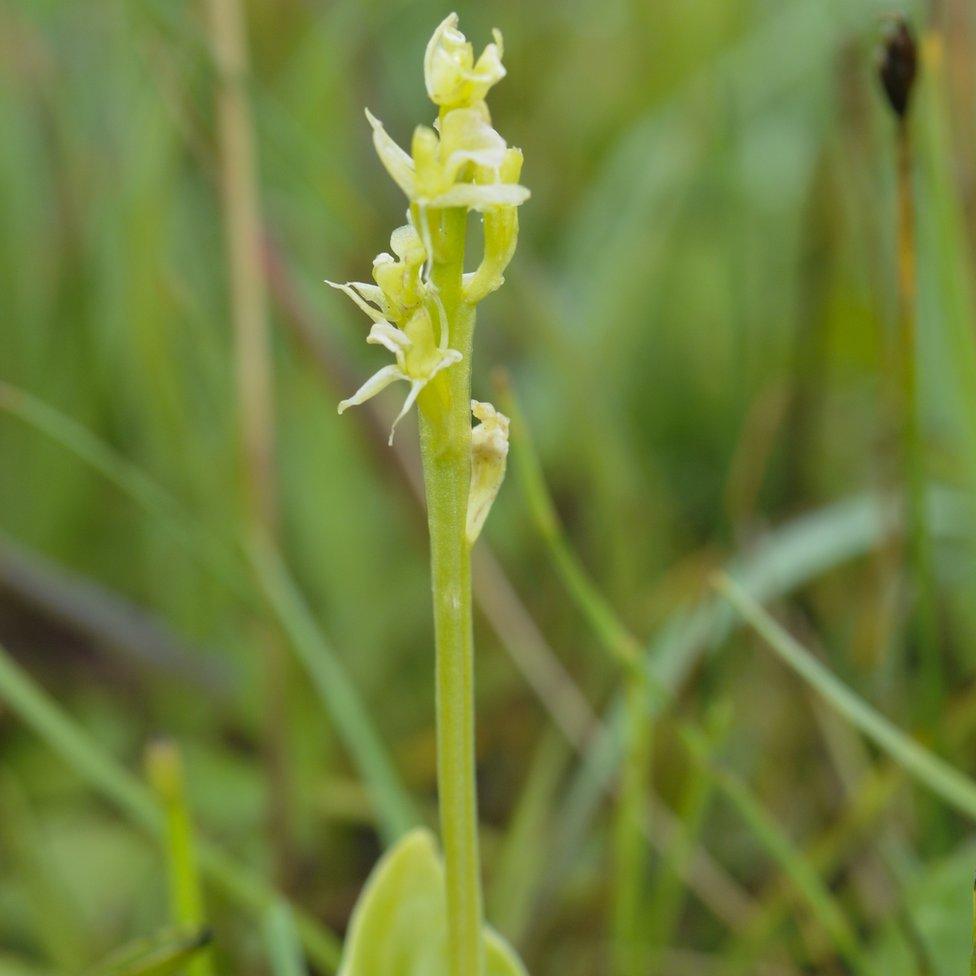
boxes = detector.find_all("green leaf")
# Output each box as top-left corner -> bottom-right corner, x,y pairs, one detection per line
339,829 -> 529,976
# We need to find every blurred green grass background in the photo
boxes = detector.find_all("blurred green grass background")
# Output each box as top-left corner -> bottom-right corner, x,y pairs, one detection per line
2,0 -> 976,972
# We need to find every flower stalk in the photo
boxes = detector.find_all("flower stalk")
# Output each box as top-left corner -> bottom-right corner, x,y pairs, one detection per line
420,205 -> 482,976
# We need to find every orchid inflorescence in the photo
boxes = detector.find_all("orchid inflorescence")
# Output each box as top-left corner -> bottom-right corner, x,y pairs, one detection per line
328,13 -> 528,469
330,16 -> 531,976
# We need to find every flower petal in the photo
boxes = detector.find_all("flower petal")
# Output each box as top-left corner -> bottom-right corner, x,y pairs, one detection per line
388,380 -> 425,445
427,182 -> 530,211
440,106 -> 508,176
424,13 -> 468,106
326,280 -> 387,322
365,109 -> 416,198
429,348 -> 463,377
389,224 -> 426,264
472,30 -> 505,89
367,321 -> 412,362
338,363 -> 407,414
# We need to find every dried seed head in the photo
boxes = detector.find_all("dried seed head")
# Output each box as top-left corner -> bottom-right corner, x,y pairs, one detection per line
878,17 -> 918,119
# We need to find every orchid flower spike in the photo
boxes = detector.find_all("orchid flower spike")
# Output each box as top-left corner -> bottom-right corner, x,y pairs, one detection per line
330,13 -> 527,459
363,14 -> 528,213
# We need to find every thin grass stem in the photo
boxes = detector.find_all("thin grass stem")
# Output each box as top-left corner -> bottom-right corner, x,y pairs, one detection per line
264,901 -> 309,976
205,0 -> 293,883
716,573 -> 976,818
145,740 -> 213,976
894,102 -> 941,719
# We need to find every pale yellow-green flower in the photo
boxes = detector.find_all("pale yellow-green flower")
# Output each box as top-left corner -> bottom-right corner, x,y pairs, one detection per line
329,223 -> 461,443
334,306 -> 461,445
365,107 -> 528,212
466,400 -> 510,544
424,13 -> 506,109
332,13 -> 526,444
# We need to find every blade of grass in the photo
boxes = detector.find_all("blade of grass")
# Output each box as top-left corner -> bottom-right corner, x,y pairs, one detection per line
497,374 -> 642,671
206,0 -> 293,884
487,730 -> 569,944
681,724 -> 872,975
611,675 -> 653,976
0,382 -> 245,597
500,380 -> 897,960
715,573 -> 976,820
884,21 -> 941,720
726,676 -> 976,970
498,377 -> 916,936
263,901 -> 309,976
499,376 -> 668,972
0,638 -> 342,971
145,741 -> 213,976
549,495 -> 897,925
0,381 -> 417,844
643,706 -> 728,952
84,929 -> 212,976
723,762 -> 902,972
246,532 -> 419,842
501,416 -> 866,972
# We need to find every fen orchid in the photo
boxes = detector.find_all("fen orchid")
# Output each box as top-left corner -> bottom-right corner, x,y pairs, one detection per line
328,12 -> 528,976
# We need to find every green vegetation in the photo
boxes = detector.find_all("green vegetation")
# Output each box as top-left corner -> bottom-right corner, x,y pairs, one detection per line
2,1 -> 976,974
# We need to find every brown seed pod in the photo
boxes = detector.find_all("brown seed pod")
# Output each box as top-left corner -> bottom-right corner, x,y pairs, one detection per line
878,17 -> 918,119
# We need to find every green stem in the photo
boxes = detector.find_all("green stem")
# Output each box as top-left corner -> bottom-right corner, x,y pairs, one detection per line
419,206 -> 483,976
